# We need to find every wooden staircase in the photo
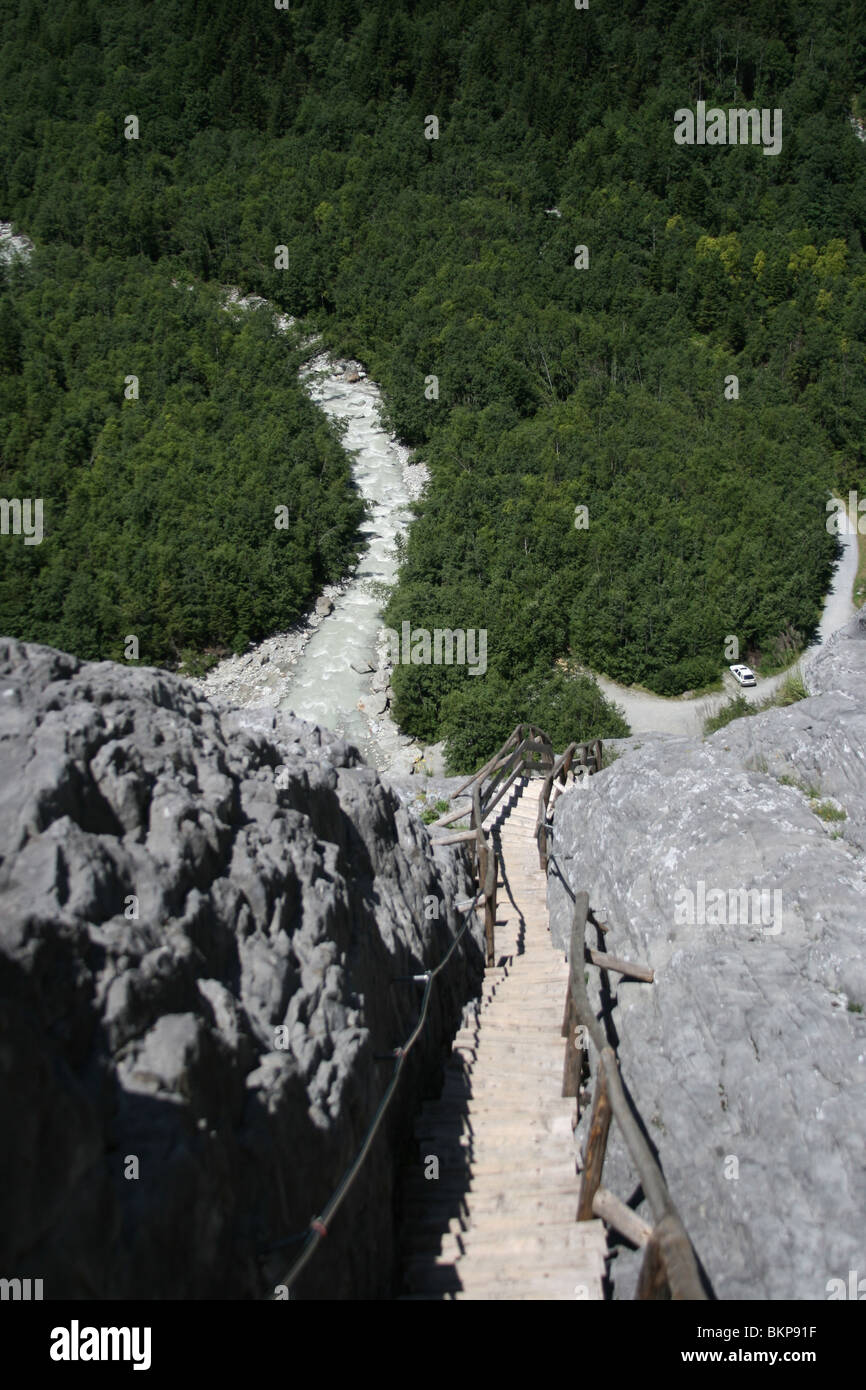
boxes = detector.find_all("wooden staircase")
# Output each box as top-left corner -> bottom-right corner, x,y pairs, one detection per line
398,779 -> 608,1300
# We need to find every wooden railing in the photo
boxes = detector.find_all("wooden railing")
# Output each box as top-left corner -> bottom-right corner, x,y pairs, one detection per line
430,728 -> 708,1289
563,890 -> 707,1299
536,737 -> 602,872
433,724 -> 707,1298
431,725 -> 601,965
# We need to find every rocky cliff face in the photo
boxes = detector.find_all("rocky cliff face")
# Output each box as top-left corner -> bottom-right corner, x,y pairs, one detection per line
548,609 -> 866,1300
0,640 -> 482,1299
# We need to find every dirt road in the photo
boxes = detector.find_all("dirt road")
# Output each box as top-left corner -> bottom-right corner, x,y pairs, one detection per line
589,526 -> 859,737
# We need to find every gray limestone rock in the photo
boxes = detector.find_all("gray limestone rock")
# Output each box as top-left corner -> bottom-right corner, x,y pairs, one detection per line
547,610 -> 866,1301
0,640 -> 482,1300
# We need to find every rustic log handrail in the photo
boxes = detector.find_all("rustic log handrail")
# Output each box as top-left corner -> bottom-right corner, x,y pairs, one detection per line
432,724 -> 602,966
452,726 -> 521,798
536,737 -> 602,872
564,890 -> 706,1300
447,723 -> 531,965
430,723 -> 705,1297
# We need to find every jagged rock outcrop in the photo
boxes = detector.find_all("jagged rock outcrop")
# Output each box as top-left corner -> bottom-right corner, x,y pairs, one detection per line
548,609 -> 866,1301
0,640 -> 482,1299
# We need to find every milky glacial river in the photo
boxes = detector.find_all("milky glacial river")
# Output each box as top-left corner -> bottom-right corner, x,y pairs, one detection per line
275,358 -> 416,765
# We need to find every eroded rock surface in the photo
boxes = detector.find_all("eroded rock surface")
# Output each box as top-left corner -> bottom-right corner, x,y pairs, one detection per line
548,610 -> 866,1300
0,640 -> 481,1299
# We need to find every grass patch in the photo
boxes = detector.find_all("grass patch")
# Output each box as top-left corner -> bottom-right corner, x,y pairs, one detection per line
703,666 -> 809,735
704,694 -> 753,734
774,669 -> 809,705
420,797 -> 451,825
775,775 -> 847,822
773,773 -> 846,821
848,1001 -> 863,1014
777,773 -> 822,798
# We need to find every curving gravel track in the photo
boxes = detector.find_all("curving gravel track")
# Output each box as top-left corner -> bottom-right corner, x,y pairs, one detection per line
589,524 -> 859,736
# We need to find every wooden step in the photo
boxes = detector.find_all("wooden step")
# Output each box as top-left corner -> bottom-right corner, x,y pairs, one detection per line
415,1117 -> 574,1145
402,1159 -> 577,1191
411,1221 -> 604,1263
419,1094 -> 573,1119
448,1043 -> 564,1062
401,1192 -> 579,1223
407,1137 -> 578,1167
476,978 -> 560,994
405,1215 -> 606,1251
441,1063 -> 566,1086
400,1209 -> 592,1256
403,1254 -> 604,1295
450,1039 -> 564,1059
458,1013 -> 562,1031
473,984 -> 565,1001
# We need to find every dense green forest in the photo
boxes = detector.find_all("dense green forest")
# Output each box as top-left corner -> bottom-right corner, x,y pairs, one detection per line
1,0 -> 865,764
0,250 -> 365,665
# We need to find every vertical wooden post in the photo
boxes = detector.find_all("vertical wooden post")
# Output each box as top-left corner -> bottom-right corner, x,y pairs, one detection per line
577,1064 -> 612,1220
635,1212 -> 701,1299
477,841 -> 491,966
561,986 -> 584,1104
484,857 -> 496,967
636,1224 -> 670,1300
560,984 -> 574,1039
